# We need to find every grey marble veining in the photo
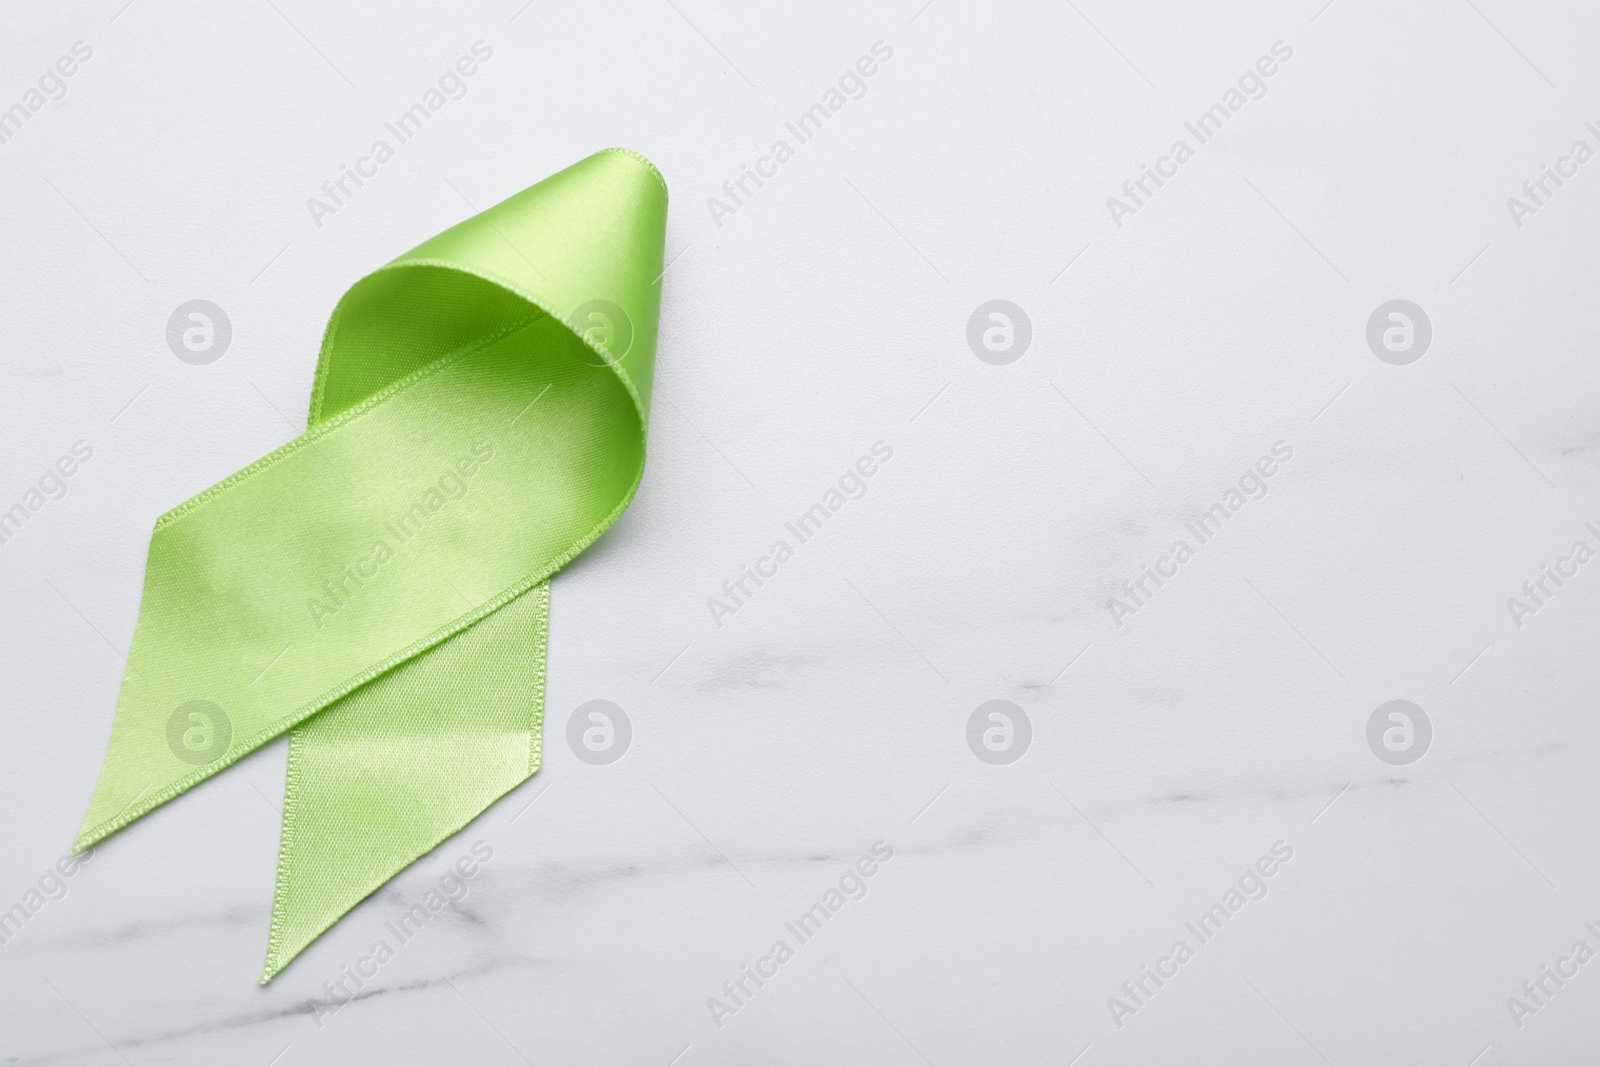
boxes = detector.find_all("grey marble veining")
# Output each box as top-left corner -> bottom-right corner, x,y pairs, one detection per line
6,0 -> 1600,1064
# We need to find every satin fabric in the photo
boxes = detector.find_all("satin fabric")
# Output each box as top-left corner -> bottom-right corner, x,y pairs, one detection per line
74,148 -> 667,981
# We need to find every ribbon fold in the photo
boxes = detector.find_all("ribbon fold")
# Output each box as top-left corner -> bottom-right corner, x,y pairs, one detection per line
74,148 -> 668,981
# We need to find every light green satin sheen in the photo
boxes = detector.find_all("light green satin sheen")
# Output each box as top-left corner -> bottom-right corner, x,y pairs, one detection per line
74,148 -> 668,981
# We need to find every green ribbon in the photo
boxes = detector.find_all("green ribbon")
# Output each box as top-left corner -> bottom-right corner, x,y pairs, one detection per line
74,148 -> 668,981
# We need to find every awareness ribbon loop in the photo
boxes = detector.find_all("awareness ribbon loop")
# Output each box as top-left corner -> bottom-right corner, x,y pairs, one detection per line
74,149 -> 668,981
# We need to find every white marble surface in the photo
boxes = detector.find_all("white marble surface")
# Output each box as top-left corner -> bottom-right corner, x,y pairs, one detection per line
5,0 -> 1600,1063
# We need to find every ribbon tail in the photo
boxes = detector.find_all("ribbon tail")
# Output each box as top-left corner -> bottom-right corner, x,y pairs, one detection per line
260,583 -> 549,982
73,149 -> 666,982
